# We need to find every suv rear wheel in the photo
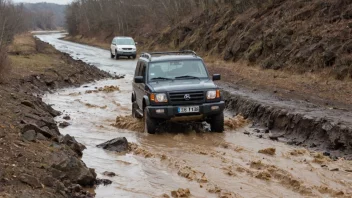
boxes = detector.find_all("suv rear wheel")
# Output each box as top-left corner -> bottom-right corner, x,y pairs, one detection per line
132,102 -> 142,119
210,112 -> 224,133
144,107 -> 157,134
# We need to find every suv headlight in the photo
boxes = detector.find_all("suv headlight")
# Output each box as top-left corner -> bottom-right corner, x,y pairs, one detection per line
151,93 -> 168,103
207,90 -> 220,100
117,47 -> 123,50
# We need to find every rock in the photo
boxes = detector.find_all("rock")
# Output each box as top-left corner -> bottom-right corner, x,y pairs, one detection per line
59,135 -> 86,156
243,131 -> 250,135
95,178 -> 112,186
345,169 -> 352,173
59,122 -> 71,128
253,129 -> 260,133
51,154 -> 96,186
330,168 -> 339,172
96,137 -> 129,152
19,174 -> 42,189
257,134 -> 263,139
22,130 -> 36,142
321,165 -> 328,168
102,171 -> 116,177
42,176 -> 55,187
21,123 -> 55,138
21,100 -> 36,109
63,115 -> 71,120
323,152 -> 331,157
70,184 -> 83,192
36,133 -> 47,141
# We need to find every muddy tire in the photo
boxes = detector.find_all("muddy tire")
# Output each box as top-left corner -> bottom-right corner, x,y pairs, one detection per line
144,107 -> 156,134
132,55 -> 136,59
115,51 -> 119,60
132,102 -> 142,119
210,112 -> 224,133
110,51 -> 115,59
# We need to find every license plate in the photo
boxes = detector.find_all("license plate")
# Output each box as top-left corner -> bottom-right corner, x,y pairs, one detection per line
178,106 -> 199,113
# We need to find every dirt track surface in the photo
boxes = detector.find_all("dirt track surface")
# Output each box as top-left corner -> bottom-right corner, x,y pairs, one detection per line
38,34 -> 352,198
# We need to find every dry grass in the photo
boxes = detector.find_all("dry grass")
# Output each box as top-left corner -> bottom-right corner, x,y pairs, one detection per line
63,35 -> 110,49
8,34 -> 63,78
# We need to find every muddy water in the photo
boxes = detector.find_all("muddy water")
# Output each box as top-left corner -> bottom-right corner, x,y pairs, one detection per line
39,34 -> 352,198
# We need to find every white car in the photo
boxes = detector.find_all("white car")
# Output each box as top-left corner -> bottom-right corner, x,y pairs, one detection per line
110,37 -> 137,59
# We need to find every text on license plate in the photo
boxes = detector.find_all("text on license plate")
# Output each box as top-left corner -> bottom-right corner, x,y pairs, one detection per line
178,106 -> 200,113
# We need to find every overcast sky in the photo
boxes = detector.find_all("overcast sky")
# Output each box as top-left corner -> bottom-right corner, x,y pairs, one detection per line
13,0 -> 72,4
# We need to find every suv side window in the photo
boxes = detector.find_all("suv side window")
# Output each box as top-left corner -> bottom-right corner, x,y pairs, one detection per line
135,61 -> 141,76
112,38 -> 116,44
141,63 -> 146,79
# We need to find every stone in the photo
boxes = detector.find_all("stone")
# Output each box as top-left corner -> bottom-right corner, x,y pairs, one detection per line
63,115 -> 71,120
51,154 -> 96,186
42,176 -> 55,187
95,178 -> 112,186
22,130 -> 36,142
330,168 -> 339,172
323,152 -> 331,157
59,122 -> 71,128
19,174 -> 42,189
96,137 -> 129,152
36,133 -> 47,141
59,134 -> 86,156
21,123 -> 55,138
21,100 -> 36,109
102,171 -> 116,177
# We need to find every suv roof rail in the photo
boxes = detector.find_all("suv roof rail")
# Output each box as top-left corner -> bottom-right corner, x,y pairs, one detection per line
140,50 -> 197,60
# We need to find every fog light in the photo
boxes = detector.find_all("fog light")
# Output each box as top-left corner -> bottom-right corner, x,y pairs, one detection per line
211,106 -> 219,111
156,109 -> 165,114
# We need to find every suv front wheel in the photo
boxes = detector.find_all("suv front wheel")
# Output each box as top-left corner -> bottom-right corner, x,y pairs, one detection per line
210,112 -> 224,133
144,107 -> 157,134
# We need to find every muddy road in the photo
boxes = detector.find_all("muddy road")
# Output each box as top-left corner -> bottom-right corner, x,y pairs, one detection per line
36,34 -> 352,198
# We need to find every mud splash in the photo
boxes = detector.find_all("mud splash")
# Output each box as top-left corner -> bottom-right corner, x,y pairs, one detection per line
224,115 -> 247,130
85,85 -> 120,94
112,116 -> 144,132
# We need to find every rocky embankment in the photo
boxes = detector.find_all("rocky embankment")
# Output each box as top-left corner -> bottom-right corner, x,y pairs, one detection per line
222,84 -> 352,159
0,36 -> 111,197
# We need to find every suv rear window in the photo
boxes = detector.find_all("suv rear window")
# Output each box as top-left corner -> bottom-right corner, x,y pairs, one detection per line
148,60 -> 208,81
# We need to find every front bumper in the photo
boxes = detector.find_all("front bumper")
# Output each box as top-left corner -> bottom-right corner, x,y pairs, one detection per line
116,50 -> 136,56
146,101 -> 225,120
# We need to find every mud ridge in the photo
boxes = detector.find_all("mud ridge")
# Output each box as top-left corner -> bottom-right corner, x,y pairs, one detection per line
223,89 -> 352,159
0,38 -> 112,197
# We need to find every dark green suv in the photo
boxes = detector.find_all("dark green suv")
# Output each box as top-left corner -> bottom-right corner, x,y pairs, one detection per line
132,51 -> 225,134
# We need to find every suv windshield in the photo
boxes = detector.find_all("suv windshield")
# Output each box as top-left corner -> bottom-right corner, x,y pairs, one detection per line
116,38 -> 135,45
148,60 -> 209,81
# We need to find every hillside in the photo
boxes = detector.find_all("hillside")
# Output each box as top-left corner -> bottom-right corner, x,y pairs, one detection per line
147,0 -> 352,80
24,3 -> 66,29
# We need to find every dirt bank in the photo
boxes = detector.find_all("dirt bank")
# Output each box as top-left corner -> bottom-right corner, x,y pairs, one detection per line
0,34 -> 111,197
222,85 -> 352,159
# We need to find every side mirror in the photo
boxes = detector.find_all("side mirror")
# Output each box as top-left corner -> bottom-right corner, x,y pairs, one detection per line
212,74 -> 221,81
134,76 -> 144,83
135,42 -> 138,45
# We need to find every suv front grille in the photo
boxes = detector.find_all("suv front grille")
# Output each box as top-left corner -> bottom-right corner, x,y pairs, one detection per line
122,48 -> 132,50
169,91 -> 205,104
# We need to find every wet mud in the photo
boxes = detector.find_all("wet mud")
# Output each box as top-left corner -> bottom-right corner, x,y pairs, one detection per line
39,34 -> 352,198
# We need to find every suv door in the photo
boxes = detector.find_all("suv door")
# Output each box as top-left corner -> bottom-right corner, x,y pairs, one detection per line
135,61 -> 147,109
111,38 -> 116,54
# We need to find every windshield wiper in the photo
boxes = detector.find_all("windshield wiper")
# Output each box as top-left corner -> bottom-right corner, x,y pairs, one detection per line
175,75 -> 200,80
150,77 -> 173,81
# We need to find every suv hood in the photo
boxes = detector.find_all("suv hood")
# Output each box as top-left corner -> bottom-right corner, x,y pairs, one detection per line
149,79 -> 217,92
